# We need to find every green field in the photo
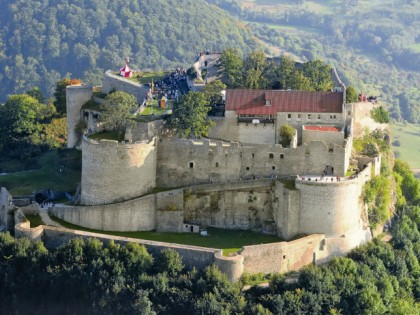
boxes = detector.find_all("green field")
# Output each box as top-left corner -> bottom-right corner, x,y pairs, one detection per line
51,216 -> 282,256
133,71 -> 167,84
391,122 -> 420,169
0,150 -> 81,195
409,43 -> 420,53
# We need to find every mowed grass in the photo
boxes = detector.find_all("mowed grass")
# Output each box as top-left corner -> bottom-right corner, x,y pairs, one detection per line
0,150 -> 81,195
26,214 -> 44,227
391,122 -> 420,168
50,216 -> 282,256
139,99 -> 173,116
88,130 -> 124,141
133,71 -> 167,84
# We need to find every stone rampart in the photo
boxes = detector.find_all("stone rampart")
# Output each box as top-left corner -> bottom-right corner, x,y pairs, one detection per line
14,209 -> 43,241
240,234 -> 325,274
157,137 -> 349,188
66,84 -> 93,148
51,194 -> 156,232
81,135 -> 157,205
102,70 -> 149,104
184,181 -> 275,232
295,165 -> 372,237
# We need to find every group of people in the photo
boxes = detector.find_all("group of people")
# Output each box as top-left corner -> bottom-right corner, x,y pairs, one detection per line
145,68 -> 188,103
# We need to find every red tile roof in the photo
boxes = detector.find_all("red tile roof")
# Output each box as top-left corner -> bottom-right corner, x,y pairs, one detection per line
303,125 -> 341,132
225,89 -> 343,115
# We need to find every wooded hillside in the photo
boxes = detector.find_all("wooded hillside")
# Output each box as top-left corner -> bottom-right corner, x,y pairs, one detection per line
0,0 -> 255,102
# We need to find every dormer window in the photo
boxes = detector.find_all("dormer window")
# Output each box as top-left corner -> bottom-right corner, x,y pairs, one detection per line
265,100 -> 271,106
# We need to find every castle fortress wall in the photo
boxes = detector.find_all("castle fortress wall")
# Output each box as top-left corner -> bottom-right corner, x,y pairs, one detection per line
296,164 -> 372,237
81,136 -> 157,205
66,84 -> 93,148
0,187 -> 13,231
240,234 -> 325,274
157,137 -> 349,188
51,194 -> 156,232
183,180 -> 275,232
209,111 -> 344,145
102,70 -> 149,104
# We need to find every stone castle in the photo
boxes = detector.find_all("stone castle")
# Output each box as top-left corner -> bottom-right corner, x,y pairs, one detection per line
1,58 -> 384,281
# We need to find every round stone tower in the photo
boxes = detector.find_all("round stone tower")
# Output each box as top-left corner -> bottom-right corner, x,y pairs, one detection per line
81,135 -> 157,205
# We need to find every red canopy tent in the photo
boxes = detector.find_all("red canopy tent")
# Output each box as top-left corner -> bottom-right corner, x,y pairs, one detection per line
119,57 -> 132,77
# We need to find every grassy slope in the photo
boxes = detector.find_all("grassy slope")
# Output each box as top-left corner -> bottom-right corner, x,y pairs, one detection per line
391,122 -> 420,169
51,215 -> 282,256
0,150 -> 81,195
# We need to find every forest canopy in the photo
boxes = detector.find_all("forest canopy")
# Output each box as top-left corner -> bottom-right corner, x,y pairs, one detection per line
0,0 -> 255,102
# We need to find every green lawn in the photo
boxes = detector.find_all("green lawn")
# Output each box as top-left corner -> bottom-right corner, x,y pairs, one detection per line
50,216 -> 282,256
88,130 -> 124,141
133,71 -> 167,84
139,99 -> 173,116
391,122 -> 420,169
25,214 -> 44,227
0,150 -> 81,195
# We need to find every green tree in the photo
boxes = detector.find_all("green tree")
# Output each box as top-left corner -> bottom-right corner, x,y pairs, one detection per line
202,80 -> 227,106
220,48 -> 243,88
302,60 -> 333,91
243,50 -> 269,89
54,78 -> 82,115
279,124 -> 295,147
156,248 -> 184,276
26,87 -> 45,103
346,86 -> 358,103
276,55 -> 297,89
170,92 -> 215,138
0,94 -> 43,142
99,91 -> 137,135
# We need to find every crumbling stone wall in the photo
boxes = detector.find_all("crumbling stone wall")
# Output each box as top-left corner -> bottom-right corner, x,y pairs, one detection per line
156,137 -> 349,188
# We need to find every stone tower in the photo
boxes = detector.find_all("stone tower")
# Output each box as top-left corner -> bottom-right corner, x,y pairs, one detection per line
66,84 -> 93,148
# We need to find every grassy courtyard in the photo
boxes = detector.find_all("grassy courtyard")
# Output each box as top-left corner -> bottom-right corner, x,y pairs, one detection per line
26,214 -> 44,227
0,150 -> 81,195
50,215 -> 282,256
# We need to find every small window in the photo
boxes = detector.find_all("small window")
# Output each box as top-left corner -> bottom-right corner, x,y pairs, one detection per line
189,162 -> 194,168
329,148 -> 334,153
272,166 -> 275,170
308,114 -> 311,120
283,255 -> 286,259
317,114 -> 321,120
348,111 -> 351,115
252,153 -> 255,158
265,100 -> 271,106
330,115 -> 333,119
269,153 -> 274,159
297,114 -> 301,120
215,162 -> 219,167
246,167 -> 250,171
333,115 -> 337,119
280,154 -> 284,159
287,113 -> 291,120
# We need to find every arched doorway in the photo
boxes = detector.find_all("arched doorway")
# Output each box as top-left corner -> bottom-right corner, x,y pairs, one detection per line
324,165 -> 334,176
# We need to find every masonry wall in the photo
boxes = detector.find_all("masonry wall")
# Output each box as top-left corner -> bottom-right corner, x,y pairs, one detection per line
295,165 -> 372,237
157,137 -> 349,188
273,182 -> 301,240
52,194 -> 156,231
66,84 -> 93,148
240,234 -> 325,274
81,136 -> 156,205
102,70 -> 149,104
183,181 -> 275,233
0,187 -> 14,232
302,128 -> 345,146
